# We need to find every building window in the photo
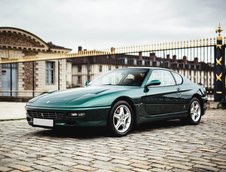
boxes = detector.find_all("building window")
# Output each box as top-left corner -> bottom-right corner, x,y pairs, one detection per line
145,61 -> 150,66
118,58 -> 125,65
46,61 -> 55,85
137,60 -> 142,66
128,59 -> 134,65
99,65 -> 102,72
77,76 -> 81,85
87,65 -> 91,72
78,65 -> 82,72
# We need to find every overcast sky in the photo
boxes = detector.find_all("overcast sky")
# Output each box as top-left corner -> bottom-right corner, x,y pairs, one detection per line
1,0 -> 226,50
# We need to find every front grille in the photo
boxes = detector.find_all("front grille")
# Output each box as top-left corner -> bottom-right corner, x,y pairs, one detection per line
27,111 -> 65,120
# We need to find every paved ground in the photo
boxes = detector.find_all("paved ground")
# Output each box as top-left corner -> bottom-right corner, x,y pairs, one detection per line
0,109 -> 226,172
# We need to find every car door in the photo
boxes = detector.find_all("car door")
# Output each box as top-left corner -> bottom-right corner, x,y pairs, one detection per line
142,69 -> 181,116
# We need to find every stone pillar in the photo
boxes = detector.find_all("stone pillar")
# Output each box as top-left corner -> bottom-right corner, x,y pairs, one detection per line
194,57 -> 198,64
214,24 -> 225,101
0,64 -> 2,96
183,56 -> 187,64
138,52 -> 142,60
149,53 -> 156,61
166,54 -> 170,61
172,55 -> 177,62
60,59 -> 67,90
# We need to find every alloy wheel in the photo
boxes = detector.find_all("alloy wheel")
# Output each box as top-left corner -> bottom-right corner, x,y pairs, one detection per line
108,100 -> 134,136
113,105 -> 132,134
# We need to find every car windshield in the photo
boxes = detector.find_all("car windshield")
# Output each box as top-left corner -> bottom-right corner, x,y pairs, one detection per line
89,68 -> 149,86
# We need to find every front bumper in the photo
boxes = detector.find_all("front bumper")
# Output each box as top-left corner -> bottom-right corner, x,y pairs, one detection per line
26,106 -> 111,128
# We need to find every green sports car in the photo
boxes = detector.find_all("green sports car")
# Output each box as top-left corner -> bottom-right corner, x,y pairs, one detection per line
26,67 -> 207,136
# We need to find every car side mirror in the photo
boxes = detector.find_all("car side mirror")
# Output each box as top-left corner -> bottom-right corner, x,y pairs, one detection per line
145,79 -> 161,90
144,80 -> 161,92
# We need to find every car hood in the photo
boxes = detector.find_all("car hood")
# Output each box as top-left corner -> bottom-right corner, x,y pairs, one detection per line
27,86 -> 135,108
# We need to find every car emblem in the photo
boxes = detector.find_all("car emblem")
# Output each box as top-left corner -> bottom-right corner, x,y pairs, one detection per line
46,100 -> 50,103
41,113 -> 44,118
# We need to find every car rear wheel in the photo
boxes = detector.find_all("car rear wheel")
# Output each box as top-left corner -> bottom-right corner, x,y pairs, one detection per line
108,101 -> 134,136
185,97 -> 202,125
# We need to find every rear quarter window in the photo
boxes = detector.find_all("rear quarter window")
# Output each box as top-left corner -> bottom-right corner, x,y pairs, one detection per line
172,72 -> 183,85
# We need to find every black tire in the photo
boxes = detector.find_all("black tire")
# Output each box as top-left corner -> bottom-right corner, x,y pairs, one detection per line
108,101 -> 134,137
182,97 -> 202,125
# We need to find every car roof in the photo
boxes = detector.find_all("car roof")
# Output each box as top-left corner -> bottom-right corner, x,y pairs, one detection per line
127,67 -> 175,72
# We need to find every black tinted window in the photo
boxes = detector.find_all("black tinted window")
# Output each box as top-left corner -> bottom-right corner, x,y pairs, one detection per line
147,70 -> 176,86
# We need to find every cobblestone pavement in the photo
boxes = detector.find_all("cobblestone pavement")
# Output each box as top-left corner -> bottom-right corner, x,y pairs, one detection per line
0,110 -> 226,172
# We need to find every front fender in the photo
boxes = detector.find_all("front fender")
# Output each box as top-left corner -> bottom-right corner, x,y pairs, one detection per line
81,87 -> 145,107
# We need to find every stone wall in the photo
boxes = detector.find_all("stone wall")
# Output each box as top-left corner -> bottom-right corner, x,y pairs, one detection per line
59,59 -> 67,90
66,62 -> 72,87
22,62 -> 37,90
32,59 -> 66,94
35,60 -> 57,95
0,64 -> 2,96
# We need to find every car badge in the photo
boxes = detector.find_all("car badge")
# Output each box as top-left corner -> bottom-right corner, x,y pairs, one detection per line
41,113 -> 44,118
46,100 -> 50,103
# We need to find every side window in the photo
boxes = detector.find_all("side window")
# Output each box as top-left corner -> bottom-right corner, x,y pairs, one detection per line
46,61 -> 55,85
172,72 -> 183,85
99,65 -> 102,72
147,70 -> 176,86
78,65 -> 82,72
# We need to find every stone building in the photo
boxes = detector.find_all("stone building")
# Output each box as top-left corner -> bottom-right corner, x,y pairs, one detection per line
0,27 -> 71,97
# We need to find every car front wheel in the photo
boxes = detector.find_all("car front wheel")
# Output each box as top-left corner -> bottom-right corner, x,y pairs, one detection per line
108,101 -> 134,136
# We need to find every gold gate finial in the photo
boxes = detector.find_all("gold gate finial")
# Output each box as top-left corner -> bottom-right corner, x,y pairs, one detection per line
216,23 -> 223,37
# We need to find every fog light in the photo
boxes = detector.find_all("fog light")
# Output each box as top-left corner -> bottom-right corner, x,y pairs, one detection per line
71,113 -> 78,117
71,112 -> 85,117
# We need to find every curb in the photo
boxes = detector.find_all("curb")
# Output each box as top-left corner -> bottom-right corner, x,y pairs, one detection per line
0,118 -> 26,122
